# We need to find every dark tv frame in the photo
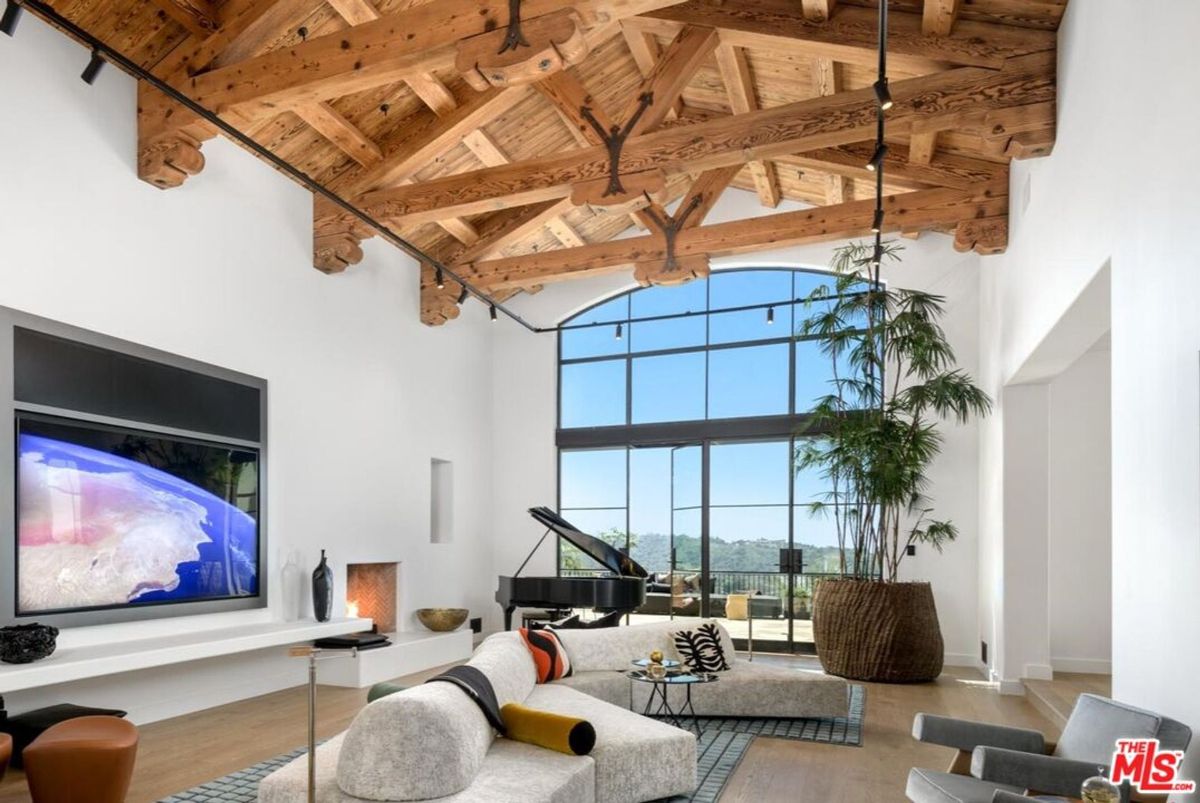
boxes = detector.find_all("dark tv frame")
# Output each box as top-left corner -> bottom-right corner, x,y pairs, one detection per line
0,308 -> 268,628
14,411 -> 263,618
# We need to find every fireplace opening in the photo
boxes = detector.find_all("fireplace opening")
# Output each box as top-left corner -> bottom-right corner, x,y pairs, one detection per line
345,562 -> 398,634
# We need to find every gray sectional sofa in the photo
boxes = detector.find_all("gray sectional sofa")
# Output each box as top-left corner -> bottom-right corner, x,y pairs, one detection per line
259,619 -> 848,803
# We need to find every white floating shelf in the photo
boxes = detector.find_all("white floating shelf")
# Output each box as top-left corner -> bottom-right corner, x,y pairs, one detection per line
0,617 -> 373,693
318,630 -> 474,689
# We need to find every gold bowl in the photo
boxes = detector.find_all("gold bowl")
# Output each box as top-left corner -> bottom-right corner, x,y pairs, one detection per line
416,608 -> 469,632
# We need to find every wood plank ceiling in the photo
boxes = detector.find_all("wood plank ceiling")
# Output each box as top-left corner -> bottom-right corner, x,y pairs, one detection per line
46,0 -> 1066,324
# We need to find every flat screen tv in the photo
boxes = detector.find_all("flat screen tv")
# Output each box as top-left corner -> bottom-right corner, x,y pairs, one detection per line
15,414 -> 260,616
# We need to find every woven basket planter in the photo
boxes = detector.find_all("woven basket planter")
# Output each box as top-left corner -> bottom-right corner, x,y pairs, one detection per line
812,579 -> 944,683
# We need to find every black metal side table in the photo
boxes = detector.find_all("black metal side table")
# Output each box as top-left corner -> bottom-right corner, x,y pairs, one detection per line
626,668 -> 718,734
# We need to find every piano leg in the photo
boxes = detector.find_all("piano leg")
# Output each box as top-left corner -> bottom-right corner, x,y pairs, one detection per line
503,606 -> 516,631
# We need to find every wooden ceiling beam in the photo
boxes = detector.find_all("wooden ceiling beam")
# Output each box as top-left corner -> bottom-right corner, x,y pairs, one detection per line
320,0 -> 479,244
622,25 -> 719,136
359,52 -> 1052,223
293,102 -> 382,167
149,0 -> 219,38
323,0 -> 460,118
781,141 -> 1006,191
138,0 -> 328,188
418,199 -> 574,324
462,182 -> 1008,289
620,22 -> 684,122
715,44 -> 780,208
632,164 -> 741,285
175,0 -> 689,119
922,0 -> 964,36
635,0 -> 1056,72
461,130 -> 588,251
809,56 -> 851,205
800,0 -> 837,23
350,85 -> 527,195
534,28 -> 714,209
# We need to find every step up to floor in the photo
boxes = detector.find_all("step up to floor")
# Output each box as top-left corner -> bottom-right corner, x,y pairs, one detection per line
1023,673 -> 1113,731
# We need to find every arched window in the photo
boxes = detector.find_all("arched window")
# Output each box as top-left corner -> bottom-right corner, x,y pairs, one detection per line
555,269 -> 860,653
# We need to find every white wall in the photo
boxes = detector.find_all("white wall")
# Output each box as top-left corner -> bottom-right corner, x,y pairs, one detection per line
0,19 -> 496,722
1048,342 -> 1112,674
978,0 -> 1200,782
491,190 -> 986,666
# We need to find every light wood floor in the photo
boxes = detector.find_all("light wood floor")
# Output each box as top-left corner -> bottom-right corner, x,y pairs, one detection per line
0,656 -> 1089,803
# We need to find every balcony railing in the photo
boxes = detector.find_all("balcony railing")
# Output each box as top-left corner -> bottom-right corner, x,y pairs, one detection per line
560,568 -> 841,617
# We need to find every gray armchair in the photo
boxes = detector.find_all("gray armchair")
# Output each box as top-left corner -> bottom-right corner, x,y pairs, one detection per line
906,693 -> 1192,803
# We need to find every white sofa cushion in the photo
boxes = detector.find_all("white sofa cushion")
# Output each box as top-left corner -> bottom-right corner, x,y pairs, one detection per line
336,683 -> 493,800
551,670 -> 629,708
525,684 -> 697,803
335,632 -> 536,801
552,619 -> 735,672
261,733 -> 595,803
630,659 -> 850,718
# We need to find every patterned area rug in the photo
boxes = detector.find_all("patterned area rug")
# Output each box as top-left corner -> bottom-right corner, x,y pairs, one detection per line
162,732 -> 751,803
161,687 -> 861,802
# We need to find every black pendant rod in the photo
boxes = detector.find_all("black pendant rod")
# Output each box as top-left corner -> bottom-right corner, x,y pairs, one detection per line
11,0 -> 551,333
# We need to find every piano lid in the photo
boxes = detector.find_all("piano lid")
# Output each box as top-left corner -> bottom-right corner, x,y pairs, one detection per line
528,506 -> 649,579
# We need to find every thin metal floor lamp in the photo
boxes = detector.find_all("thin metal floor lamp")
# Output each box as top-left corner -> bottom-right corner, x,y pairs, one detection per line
288,646 -> 359,803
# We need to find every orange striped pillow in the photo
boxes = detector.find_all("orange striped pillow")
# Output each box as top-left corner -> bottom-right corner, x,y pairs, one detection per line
518,627 -> 573,683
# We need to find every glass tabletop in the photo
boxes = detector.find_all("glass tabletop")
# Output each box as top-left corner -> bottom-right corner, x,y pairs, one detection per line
630,658 -> 681,668
626,669 -> 720,684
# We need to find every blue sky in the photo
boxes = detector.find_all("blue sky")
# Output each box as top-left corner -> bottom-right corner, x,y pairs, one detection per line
558,270 -> 851,572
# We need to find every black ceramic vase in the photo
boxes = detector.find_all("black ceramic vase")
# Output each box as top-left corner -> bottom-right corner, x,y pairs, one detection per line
0,623 -> 59,664
312,549 -> 333,622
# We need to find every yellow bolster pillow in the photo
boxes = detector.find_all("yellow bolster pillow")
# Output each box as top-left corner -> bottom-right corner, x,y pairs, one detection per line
499,703 -> 596,756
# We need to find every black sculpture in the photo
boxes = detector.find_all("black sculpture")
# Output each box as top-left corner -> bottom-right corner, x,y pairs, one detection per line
0,623 -> 59,664
312,549 -> 333,622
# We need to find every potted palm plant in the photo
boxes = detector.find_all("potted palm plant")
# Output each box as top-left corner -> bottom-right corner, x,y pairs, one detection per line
795,242 -> 990,682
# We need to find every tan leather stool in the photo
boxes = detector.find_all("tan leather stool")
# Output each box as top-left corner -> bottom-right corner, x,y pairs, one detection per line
24,715 -> 138,803
0,732 -> 11,780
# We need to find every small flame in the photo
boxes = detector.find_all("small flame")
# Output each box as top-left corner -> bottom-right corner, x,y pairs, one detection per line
346,600 -> 360,618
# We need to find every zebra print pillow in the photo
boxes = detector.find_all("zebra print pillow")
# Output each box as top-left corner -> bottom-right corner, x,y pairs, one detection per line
672,623 -> 730,673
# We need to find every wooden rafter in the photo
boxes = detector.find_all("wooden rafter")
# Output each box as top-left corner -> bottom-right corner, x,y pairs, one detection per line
632,164 -> 741,285
149,0 -> 219,38
800,0 -> 837,23
53,0 -> 1066,327
293,102 -> 382,167
636,0 -> 1056,72
922,0 -> 964,36
810,57 -> 851,205
169,0 -> 689,120
359,53 -> 1054,223
462,182 -> 1008,289
714,44 -> 780,208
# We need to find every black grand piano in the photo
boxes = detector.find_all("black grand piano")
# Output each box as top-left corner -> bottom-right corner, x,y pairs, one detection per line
496,507 -> 648,630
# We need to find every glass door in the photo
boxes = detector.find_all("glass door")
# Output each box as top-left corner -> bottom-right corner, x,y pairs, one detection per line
628,445 -> 703,626
707,439 -> 797,652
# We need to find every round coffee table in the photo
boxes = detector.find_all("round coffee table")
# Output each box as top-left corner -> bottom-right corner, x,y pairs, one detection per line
626,668 -> 718,734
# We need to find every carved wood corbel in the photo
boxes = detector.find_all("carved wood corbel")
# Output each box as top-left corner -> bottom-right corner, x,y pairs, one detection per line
635,194 -> 708,285
456,6 -> 589,91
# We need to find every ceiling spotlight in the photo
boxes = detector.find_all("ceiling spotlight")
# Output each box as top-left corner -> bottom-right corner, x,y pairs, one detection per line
615,323 -> 623,340
873,78 -> 893,111
766,306 -> 775,325
456,287 -> 468,304
0,0 -> 22,36
490,305 -> 498,322
865,142 -> 888,172
870,244 -> 883,269
435,268 -> 445,290
871,208 -> 884,234
80,49 -> 105,85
